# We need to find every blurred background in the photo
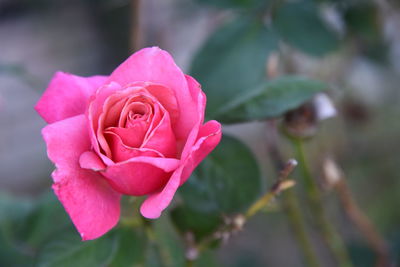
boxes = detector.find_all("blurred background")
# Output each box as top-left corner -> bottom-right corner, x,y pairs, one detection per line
0,0 -> 400,266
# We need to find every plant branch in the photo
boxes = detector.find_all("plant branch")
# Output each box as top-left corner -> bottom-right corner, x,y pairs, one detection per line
323,158 -> 391,267
246,159 -> 297,218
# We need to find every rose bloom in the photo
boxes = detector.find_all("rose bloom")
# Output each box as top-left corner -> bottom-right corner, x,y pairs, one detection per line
35,47 -> 222,240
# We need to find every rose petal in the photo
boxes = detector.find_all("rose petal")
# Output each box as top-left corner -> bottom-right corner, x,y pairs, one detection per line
96,88 -> 133,157
106,126 -> 147,149
52,169 -> 120,241
104,130 -> 162,162
35,72 -> 107,123
42,115 -> 90,170
144,83 -> 179,125
180,120 -> 222,184
107,47 -> 198,142
142,111 -> 177,158
42,115 -> 120,240
101,157 -> 180,196
79,151 -> 106,171
178,88 -> 207,159
140,166 -> 183,219
185,75 -> 202,107
88,82 -> 122,157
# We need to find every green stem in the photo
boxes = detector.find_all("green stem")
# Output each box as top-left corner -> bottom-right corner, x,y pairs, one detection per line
293,138 -> 353,267
283,190 -> 321,267
265,121 -> 320,267
246,191 -> 276,218
246,179 -> 295,218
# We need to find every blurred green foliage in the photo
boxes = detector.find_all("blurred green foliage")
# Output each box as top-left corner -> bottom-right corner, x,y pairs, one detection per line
191,17 -> 278,116
214,76 -> 327,123
273,0 -> 340,56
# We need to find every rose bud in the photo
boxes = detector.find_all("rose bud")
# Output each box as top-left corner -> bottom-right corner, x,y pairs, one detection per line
35,47 -> 222,240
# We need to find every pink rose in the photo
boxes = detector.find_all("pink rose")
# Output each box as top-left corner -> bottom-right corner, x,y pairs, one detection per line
35,47 -> 222,240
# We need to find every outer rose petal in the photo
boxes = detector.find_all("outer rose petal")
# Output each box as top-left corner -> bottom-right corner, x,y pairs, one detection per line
180,120 -> 222,184
140,121 -> 221,219
140,166 -> 183,219
35,72 -> 107,123
42,115 -> 121,240
52,169 -> 120,241
185,75 -> 202,108
178,89 -> 207,160
107,47 -> 198,142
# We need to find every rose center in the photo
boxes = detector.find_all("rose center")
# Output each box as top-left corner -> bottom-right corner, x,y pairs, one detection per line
119,100 -> 153,129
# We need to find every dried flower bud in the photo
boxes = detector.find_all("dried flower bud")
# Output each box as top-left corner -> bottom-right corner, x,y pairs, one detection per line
283,102 -> 318,138
283,93 -> 336,139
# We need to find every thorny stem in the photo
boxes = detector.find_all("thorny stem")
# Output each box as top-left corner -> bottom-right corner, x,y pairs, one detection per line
266,121 -> 321,267
293,138 -> 354,267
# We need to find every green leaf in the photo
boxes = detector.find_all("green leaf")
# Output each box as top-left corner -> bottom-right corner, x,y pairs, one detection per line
0,194 -> 35,266
151,217 -> 186,267
179,135 -> 262,214
343,2 -> 381,43
190,16 -> 278,118
348,243 -> 375,267
22,193 -> 71,248
342,2 -> 387,63
214,76 -> 328,124
35,228 -> 119,267
0,192 -> 76,267
171,206 -> 222,241
145,243 -> 164,267
273,1 -> 340,56
109,227 -> 147,267
194,250 -> 220,267
0,194 -> 34,224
